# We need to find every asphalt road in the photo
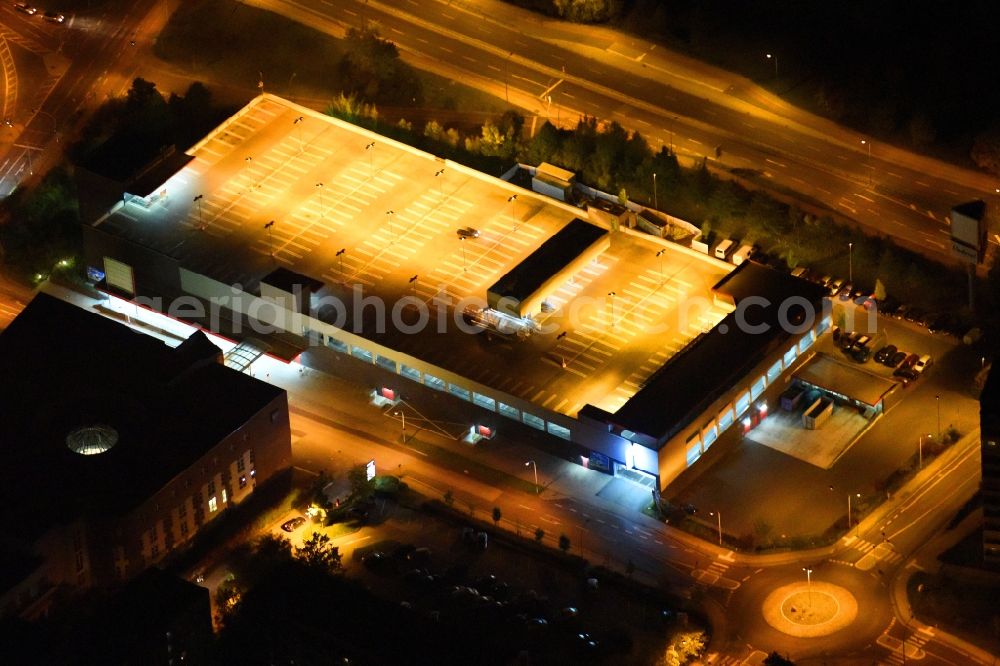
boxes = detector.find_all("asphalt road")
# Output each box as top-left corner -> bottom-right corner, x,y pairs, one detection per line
254,0 -> 1000,265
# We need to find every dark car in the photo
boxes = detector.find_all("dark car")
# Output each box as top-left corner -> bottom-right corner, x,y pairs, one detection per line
889,350 -> 908,367
281,516 -> 306,532
456,227 -> 480,239
42,10 -> 64,22
874,344 -> 897,364
893,354 -> 919,377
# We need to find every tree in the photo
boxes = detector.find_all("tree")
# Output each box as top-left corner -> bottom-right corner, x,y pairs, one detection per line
295,532 -> 343,571
763,652 -> 795,666
558,534 -> 571,553
492,506 -> 502,526
534,527 -> 545,542
229,534 -> 293,589
874,278 -> 887,301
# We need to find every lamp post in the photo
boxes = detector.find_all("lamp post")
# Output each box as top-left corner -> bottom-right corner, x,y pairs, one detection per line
919,434 -> 925,470
766,52 -> 778,77
244,156 -> 253,190
607,291 -> 616,328
709,511 -> 722,546
803,567 -> 813,606
935,395 -> 941,440
525,460 -> 538,494
386,209 -> 395,243
336,248 -> 346,282
293,116 -> 304,151
316,182 -> 325,219
848,242 -> 853,284
409,274 -> 418,298
193,194 -> 204,228
861,139 -> 872,186
394,409 -> 406,442
365,141 -> 375,177
656,249 -> 666,282
507,194 -> 518,231
263,220 -> 275,257
435,168 -> 445,202
847,492 -> 860,529
460,236 -> 467,272
653,171 -> 658,211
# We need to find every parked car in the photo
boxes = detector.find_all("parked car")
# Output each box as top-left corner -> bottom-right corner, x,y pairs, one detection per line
281,516 -> 306,532
874,344 -> 897,364
889,350 -> 909,367
790,267 -> 808,278
831,326 -> 842,343
894,354 -> 919,377
42,10 -> 64,22
903,308 -> 923,324
851,334 -> 871,351
827,278 -> 844,295
893,304 -> 911,321
13,3 -> 37,14
913,355 -> 933,374
855,294 -> 877,311
837,283 -> 854,301
839,331 -> 860,350
456,227 -> 480,239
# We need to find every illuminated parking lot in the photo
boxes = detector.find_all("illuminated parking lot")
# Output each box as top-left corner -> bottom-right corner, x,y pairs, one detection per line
97,96 -> 730,418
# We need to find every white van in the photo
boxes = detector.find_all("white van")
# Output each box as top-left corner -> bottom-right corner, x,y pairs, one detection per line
714,239 -> 735,260
731,244 -> 754,265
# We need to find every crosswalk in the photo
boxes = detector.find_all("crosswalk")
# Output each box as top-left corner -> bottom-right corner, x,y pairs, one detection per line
692,551 -> 740,590
878,625 -> 933,664
836,535 -> 903,570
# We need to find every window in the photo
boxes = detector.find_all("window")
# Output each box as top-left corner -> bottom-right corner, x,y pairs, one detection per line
449,384 -> 471,401
249,448 -> 255,465
473,393 -> 496,411
376,354 -> 397,372
798,330 -> 815,353
208,497 -> 218,513
522,412 -> 545,431
400,365 -> 422,382
735,391 -> 751,417
718,404 -> 735,432
498,402 -> 519,420
702,423 -> 718,449
686,441 -> 702,467
222,489 -> 228,504
237,456 -> 245,473
424,374 -> 446,391
326,336 -> 348,353
783,345 -> 797,369
351,346 -> 374,363
239,475 -> 247,489
815,315 -> 832,336
767,360 -> 782,384
547,422 -> 571,440
207,479 -> 215,496
750,375 -> 766,400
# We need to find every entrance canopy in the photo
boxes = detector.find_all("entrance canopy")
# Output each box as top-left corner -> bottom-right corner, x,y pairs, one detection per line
794,354 -> 897,408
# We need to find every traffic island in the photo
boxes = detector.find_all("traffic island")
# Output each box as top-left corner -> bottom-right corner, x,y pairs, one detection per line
762,581 -> 858,638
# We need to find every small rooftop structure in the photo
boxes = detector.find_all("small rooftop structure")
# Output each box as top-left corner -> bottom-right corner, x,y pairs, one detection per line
794,353 -> 897,408
486,218 -> 608,318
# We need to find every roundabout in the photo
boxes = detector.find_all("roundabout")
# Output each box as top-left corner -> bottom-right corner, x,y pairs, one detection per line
762,581 -> 858,638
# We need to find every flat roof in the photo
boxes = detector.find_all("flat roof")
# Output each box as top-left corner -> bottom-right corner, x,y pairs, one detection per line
794,353 -> 897,407
602,262 -> 828,445
89,94 -> 730,419
0,294 -> 284,538
487,217 -> 606,307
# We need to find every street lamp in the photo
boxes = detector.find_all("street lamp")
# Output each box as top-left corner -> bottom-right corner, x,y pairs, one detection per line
607,291 -> 616,328
709,511 -> 722,546
434,168 -> 445,202
460,236 -> 467,272
861,139 -> 872,186
766,52 -> 778,77
935,395 -> 941,440
848,241 -> 853,284
394,409 -> 406,442
507,194 -> 518,231
803,567 -> 813,606
193,194 -> 204,229
525,460 -> 538,494
656,249 -> 666,282
263,220 -> 275,257
316,182 -> 325,219
336,248 -> 346,282
919,433 -> 928,470
244,156 -> 254,190
847,492 -> 861,529
653,171 -> 658,211
293,116 -> 304,151
409,274 -> 418,298
365,141 -> 376,177
386,209 -> 395,242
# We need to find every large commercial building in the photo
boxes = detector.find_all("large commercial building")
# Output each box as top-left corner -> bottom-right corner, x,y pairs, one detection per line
0,294 -> 291,617
979,363 -> 1000,564
82,93 -> 828,494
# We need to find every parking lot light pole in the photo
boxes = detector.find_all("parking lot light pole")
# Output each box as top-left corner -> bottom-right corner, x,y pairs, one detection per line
936,395 -> 941,440
365,141 -> 376,177
919,434 -> 925,470
293,116 -> 304,151
507,194 -> 518,231
847,492 -> 860,529
394,409 -> 406,442
435,168 -> 445,202
263,220 -> 275,257
525,460 -> 538,494
607,291 -> 616,328
803,567 -> 813,606
848,242 -> 853,284
656,249 -> 666,282
244,156 -> 253,190
316,182 -> 325,218
861,139 -> 872,186
460,236 -> 467,271
709,511 -> 722,546
386,209 -> 395,242
653,172 -> 658,210
336,248 -> 346,281
409,274 -> 418,298
193,194 -> 204,228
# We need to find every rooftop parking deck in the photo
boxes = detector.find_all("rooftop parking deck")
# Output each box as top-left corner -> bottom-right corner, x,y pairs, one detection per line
93,95 -> 731,418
